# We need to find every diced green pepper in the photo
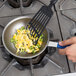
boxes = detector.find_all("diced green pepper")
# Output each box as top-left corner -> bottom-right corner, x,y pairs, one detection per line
32,49 -> 36,54
39,38 -> 43,41
11,38 -> 16,44
15,32 -> 18,35
20,26 -> 25,30
39,34 -> 43,41
29,46 -> 34,50
40,34 -> 43,38
36,44 -> 40,48
11,38 -> 15,43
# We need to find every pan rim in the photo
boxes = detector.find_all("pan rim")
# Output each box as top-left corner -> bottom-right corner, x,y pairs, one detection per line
2,16 -> 49,59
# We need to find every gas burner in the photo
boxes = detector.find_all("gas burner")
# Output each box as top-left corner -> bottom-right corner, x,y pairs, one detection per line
7,0 -> 33,8
15,48 -> 48,65
14,56 -> 48,70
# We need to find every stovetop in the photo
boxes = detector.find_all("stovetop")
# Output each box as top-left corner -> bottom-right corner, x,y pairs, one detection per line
0,0 -> 76,76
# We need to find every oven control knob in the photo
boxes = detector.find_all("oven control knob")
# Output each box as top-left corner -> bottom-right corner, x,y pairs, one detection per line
70,28 -> 76,36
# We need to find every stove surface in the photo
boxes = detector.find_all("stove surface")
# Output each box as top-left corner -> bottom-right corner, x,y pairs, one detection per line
0,0 -> 72,76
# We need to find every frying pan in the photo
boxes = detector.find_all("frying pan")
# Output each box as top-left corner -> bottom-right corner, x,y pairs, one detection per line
2,16 -> 49,59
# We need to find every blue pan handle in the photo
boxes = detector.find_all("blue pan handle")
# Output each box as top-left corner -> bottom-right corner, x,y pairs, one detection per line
57,43 -> 70,49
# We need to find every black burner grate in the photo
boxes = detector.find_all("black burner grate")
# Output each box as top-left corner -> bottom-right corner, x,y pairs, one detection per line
7,0 -> 33,8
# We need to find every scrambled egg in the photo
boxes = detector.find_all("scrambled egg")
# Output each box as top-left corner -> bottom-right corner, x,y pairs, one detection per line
11,26 -> 43,54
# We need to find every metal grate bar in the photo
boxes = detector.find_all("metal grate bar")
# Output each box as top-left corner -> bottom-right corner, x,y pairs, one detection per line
46,54 -> 64,70
0,25 -> 4,28
1,59 -> 15,76
20,0 -> 23,15
0,0 -> 7,8
0,44 -> 4,48
29,59 -> 34,76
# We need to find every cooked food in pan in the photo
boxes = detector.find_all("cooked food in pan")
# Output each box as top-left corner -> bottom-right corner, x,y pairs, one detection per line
11,26 -> 43,54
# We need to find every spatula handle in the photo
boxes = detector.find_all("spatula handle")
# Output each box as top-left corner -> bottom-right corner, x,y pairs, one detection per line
49,0 -> 58,7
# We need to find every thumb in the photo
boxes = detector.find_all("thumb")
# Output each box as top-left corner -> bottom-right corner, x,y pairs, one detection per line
59,37 -> 76,46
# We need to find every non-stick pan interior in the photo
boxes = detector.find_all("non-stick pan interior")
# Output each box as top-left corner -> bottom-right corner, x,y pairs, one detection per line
2,16 -> 48,59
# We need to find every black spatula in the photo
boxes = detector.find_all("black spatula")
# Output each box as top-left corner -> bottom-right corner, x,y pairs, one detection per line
26,0 -> 58,44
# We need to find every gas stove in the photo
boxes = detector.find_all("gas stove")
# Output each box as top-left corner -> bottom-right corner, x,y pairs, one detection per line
0,0 -> 75,76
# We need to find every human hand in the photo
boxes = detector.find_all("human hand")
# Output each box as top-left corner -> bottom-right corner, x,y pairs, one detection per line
59,37 -> 76,62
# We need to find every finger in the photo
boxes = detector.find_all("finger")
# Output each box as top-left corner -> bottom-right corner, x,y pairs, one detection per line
58,47 -> 70,55
59,37 -> 76,46
65,44 -> 76,57
58,49 -> 66,55
72,59 -> 76,62
67,55 -> 72,61
67,55 -> 76,62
